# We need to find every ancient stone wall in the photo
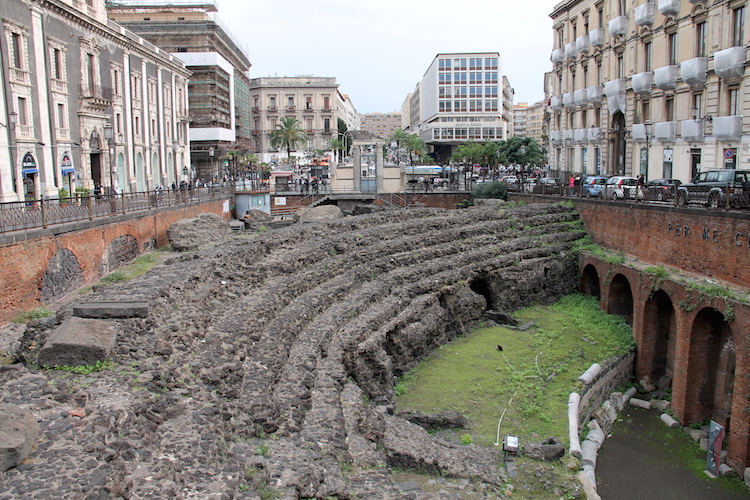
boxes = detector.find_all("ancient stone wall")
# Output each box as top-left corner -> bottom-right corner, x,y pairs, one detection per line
577,351 -> 635,425
0,199 -> 229,324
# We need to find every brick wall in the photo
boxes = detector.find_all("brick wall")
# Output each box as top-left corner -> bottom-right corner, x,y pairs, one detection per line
510,196 -> 750,289
0,199 -> 229,324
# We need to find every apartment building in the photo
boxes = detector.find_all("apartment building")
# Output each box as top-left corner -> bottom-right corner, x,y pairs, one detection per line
514,103 -> 530,137
412,52 -> 512,163
548,0 -> 750,182
360,113 -> 402,140
0,0 -> 190,203
108,0 -> 252,182
249,76 -> 353,164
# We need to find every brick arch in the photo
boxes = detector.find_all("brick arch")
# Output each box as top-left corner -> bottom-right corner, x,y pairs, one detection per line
40,249 -> 83,302
579,263 -> 601,299
607,273 -> 633,325
99,234 -> 140,275
684,307 -> 735,431
641,289 -> 677,386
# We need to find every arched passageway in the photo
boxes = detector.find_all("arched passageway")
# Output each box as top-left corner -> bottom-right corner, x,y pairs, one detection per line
685,308 -> 735,431
469,277 -> 493,310
580,264 -> 601,299
642,290 -> 677,386
608,273 -> 633,325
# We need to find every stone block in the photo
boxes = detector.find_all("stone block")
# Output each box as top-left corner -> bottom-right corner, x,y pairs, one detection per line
73,301 -> 149,318
523,436 -> 565,461
37,317 -> 116,367
719,464 -> 736,478
744,467 -> 750,487
0,404 -> 40,472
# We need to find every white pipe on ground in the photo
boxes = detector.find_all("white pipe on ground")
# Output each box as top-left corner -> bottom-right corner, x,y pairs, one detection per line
577,363 -> 602,385
660,413 -> 679,428
568,392 -> 582,458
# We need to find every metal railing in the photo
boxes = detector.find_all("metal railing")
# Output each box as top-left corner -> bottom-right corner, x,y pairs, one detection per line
0,186 -> 232,235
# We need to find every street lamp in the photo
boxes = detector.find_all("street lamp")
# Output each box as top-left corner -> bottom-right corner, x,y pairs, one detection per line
564,136 -> 572,187
208,146 -> 215,183
691,106 -> 712,123
0,111 -> 17,130
103,121 -> 115,194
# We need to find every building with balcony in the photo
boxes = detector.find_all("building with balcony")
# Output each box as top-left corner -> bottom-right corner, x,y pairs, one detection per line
514,100 -> 548,144
108,0 -> 252,182
409,52 -> 512,163
548,0 -> 750,182
513,103 -> 530,137
248,76 -> 356,165
360,113 -> 402,140
0,0 -> 191,203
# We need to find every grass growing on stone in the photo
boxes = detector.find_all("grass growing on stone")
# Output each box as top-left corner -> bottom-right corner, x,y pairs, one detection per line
101,250 -> 168,284
395,294 -> 634,447
12,306 -> 54,323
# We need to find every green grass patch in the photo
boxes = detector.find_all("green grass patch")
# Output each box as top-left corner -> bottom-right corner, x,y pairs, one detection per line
43,359 -> 113,375
100,250 -> 168,284
644,265 -> 670,279
12,307 -> 54,323
101,270 -> 128,283
395,294 -> 634,447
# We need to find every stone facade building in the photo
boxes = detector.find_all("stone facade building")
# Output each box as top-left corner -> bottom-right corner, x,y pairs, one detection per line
360,112 -> 402,140
548,0 -> 750,182
248,76 -> 356,165
0,0 -> 190,202
107,0 -> 251,183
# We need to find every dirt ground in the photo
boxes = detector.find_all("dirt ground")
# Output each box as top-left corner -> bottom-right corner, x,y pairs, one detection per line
596,406 -> 749,499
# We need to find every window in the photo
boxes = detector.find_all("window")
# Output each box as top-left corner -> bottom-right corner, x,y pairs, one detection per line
668,33 -> 677,65
617,53 -> 624,79
557,28 -> 564,49
733,6 -> 745,46
597,7 -> 603,28
287,96 -> 294,109
57,103 -> 66,129
87,53 -> 96,87
53,48 -> 63,79
323,118 -> 330,131
665,96 -> 674,121
691,92 -> 702,118
582,64 -> 588,88
454,58 -> 466,70
695,22 -> 707,57
597,60 -> 602,84
642,100 -> 650,123
11,33 -> 23,69
469,100 -> 482,112
644,41 -> 652,72
439,58 -> 451,71
269,96 -> 276,109
729,86 -> 739,115
305,96 -> 312,110
17,96 -> 27,125
116,113 -> 122,134
455,72 -> 466,84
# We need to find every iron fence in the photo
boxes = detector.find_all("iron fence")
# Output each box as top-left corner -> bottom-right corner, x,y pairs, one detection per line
0,187 -> 232,235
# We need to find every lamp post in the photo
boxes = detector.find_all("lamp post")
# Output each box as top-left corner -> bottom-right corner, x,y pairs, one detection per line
208,145 -> 215,183
103,121 -> 115,195
172,139 -> 179,186
644,121 -> 652,178
564,136 -> 572,189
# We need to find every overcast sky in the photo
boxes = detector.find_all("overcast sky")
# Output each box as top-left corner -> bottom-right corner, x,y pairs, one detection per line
217,0 -> 559,114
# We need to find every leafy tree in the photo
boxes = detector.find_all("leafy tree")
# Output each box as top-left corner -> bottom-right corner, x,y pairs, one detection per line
500,136 -> 544,168
404,134 -> 426,165
389,129 -> 409,164
270,117 -> 308,162
472,180 -> 508,200
328,138 -> 343,163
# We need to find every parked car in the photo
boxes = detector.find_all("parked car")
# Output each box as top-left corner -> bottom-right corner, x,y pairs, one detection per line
677,169 -> 750,208
533,177 -> 563,194
645,178 -> 682,201
581,176 -> 609,197
603,176 -> 642,200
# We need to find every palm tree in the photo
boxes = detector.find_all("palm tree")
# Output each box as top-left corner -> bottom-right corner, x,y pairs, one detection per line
270,117 -> 308,163
404,134 -> 426,165
328,138 -> 343,164
389,129 -> 409,164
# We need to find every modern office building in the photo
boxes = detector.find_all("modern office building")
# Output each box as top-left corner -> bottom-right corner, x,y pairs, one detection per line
360,112 -> 402,140
410,52 -> 513,163
0,0 -> 191,203
108,0 -> 252,182
548,0 -> 750,182
248,76 -> 356,164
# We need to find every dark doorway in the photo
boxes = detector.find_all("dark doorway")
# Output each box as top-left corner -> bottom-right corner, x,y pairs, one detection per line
469,278 -> 492,310
90,153 -> 102,187
685,308 -> 734,431
611,112 -> 626,175
608,273 -> 633,325
580,264 -> 601,299
642,290 -> 676,385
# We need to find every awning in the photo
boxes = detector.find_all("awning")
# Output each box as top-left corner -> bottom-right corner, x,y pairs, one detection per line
22,168 -> 39,176
61,167 -> 75,175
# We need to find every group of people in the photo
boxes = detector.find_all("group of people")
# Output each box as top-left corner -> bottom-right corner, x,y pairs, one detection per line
299,177 -> 324,194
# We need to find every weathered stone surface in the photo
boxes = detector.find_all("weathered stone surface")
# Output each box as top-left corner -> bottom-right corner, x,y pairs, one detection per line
37,317 -> 115,367
294,204 -> 343,223
591,400 -> 617,436
524,436 -> 565,461
0,404 -> 39,472
167,212 -> 230,251
397,409 -> 468,431
2,203 -> 587,499
73,301 -> 149,318
744,467 -> 750,487
485,310 -> 518,325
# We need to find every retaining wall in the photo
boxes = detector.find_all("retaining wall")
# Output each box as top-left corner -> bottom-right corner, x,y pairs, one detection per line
577,351 -> 636,425
0,199 -> 230,324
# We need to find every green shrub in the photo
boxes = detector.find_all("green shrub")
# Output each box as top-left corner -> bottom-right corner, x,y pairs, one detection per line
472,181 -> 508,201
58,188 -> 70,200
460,434 -> 473,445
12,307 -> 54,323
